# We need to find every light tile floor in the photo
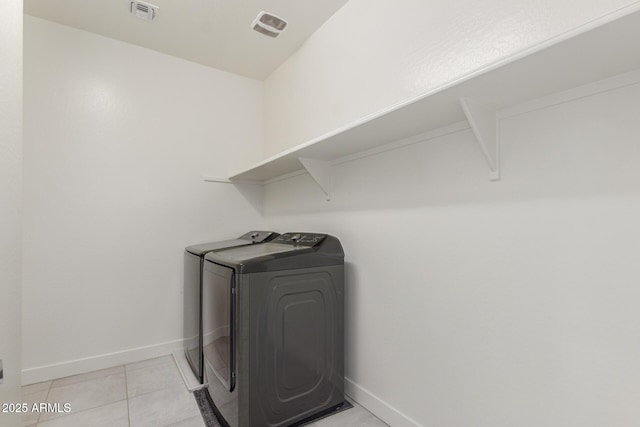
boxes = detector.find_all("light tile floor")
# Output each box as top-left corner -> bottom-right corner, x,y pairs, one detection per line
21,355 -> 387,427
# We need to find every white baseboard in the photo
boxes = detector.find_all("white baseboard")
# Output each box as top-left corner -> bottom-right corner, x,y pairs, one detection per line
22,338 -> 184,385
24,345 -> 421,426
345,377 -> 422,427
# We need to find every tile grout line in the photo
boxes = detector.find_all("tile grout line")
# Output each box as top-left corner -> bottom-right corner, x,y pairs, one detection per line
125,359 -> 182,394
36,399 -> 130,426
126,357 -> 189,426
36,381 -> 53,426
35,367 -> 128,426
42,363 -> 126,413
124,363 -> 132,427
159,357 -> 201,427
30,357 -> 194,427
168,356 -> 205,427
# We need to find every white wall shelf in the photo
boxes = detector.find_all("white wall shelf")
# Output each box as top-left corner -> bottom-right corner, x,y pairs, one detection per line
226,9 -> 640,188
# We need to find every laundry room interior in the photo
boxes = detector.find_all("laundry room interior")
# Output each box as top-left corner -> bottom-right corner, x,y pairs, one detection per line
3,1 -> 640,426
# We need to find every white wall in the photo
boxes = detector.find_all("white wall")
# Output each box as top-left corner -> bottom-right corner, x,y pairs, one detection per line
19,4 -> 640,426
260,4 -> 640,423
262,79 -> 640,426
22,16 -> 264,384
0,0 -> 23,424
263,0 -> 640,157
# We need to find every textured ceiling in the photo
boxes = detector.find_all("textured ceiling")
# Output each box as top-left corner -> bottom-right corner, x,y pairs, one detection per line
24,0 -> 349,80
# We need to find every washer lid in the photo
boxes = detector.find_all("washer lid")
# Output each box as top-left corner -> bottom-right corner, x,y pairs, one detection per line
185,231 -> 277,256
212,242 -> 309,262
204,232 -> 344,273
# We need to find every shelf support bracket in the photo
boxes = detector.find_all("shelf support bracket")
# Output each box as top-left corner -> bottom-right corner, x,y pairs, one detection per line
298,157 -> 332,201
460,97 -> 500,181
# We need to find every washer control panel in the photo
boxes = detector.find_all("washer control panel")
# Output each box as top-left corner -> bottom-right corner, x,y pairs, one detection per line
273,232 -> 326,246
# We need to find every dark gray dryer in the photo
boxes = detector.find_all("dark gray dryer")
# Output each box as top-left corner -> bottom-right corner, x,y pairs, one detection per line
202,232 -> 345,427
184,231 -> 278,384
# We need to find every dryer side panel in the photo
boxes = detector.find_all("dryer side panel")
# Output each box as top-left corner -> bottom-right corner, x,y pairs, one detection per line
249,265 -> 344,427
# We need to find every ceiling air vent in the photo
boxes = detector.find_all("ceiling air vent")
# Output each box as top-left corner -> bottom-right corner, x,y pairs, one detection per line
131,1 -> 158,21
252,11 -> 287,38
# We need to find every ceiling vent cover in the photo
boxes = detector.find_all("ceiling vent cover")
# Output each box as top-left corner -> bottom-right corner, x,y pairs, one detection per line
252,11 -> 287,38
131,1 -> 158,21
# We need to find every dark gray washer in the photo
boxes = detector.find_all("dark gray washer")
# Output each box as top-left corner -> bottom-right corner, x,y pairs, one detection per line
203,233 -> 345,427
